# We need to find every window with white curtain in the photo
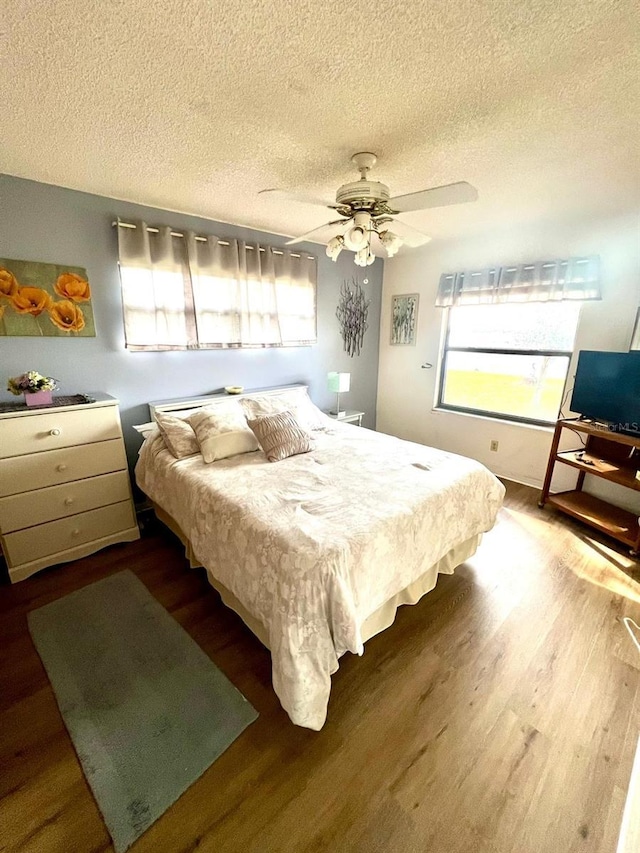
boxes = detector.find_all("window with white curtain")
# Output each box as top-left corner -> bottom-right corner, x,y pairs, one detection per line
117,220 -> 317,351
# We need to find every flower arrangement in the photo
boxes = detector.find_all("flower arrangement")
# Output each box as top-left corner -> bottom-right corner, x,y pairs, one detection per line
7,370 -> 58,396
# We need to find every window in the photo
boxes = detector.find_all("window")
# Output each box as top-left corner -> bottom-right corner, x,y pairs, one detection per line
438,302 -> 581,425
117,222 -> 317,351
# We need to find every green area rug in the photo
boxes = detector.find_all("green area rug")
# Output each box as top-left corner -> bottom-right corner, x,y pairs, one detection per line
28,570 -> 257,852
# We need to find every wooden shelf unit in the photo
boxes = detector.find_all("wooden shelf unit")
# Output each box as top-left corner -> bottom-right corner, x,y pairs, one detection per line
539,418 -> 640,556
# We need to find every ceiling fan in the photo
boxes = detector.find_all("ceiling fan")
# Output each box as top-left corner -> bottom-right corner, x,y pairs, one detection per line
261,153 -> 478,266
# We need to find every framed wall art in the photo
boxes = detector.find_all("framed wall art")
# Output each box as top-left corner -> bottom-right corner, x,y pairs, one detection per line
0,257 -> 95,337
390,293 -> 419,346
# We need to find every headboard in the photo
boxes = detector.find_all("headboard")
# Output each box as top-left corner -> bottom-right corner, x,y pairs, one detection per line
148,384 -> 309,422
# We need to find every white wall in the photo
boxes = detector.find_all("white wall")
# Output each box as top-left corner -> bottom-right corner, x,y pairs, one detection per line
376,212 -> 640,510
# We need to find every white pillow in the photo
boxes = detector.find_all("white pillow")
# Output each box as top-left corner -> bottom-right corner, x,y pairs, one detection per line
240,388 -> 328,431
132,422 -> 159,439
188,401 -> 259,463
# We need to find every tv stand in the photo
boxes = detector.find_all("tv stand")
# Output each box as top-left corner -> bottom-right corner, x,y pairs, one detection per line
539,418 -> 640,556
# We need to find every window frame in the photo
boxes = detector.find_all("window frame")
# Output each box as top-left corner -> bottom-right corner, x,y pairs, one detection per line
436,308 -> 575,428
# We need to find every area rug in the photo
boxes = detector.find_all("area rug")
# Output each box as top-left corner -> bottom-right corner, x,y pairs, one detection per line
28,570 -> 258,852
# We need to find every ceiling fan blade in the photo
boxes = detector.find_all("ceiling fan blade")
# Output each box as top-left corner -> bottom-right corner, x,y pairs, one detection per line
388,181 -> 478,213
258,188 -> 332,208
381,218 -> 432,248
285,218 -> 351,246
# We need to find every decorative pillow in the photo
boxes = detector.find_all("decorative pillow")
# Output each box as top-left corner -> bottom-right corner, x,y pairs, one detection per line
241,388 -> 329,431
144,430 -> 169,461
246,410 -> 315,463
154,412 -> 200,459
188,402 -> 259,463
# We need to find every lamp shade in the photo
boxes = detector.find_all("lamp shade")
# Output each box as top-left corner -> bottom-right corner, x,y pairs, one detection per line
343,225 -> 367,251
327,372 -> 351,393
326,235 -> 344,261
379,230 -> 403,258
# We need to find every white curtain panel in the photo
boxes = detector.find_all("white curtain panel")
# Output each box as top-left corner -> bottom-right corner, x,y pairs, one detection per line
186,234 -> 243,346
117,221 -> 317,350
271,251 -> 317,346
436,255 -> 601,307
187,235 -> 316,347
187,235 -> 281,347
117,221 -> 196,350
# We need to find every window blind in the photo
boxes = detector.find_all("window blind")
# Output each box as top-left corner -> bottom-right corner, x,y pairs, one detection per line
436,256 -> 601,307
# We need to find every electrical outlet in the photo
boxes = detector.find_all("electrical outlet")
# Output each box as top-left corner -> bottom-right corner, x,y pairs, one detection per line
490,440 -> 499,452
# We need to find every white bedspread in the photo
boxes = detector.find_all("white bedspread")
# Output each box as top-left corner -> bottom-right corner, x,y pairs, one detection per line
136,423 -> 505,729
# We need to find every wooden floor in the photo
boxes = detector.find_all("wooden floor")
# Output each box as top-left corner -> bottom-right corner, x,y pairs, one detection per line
2,481 -> 640,853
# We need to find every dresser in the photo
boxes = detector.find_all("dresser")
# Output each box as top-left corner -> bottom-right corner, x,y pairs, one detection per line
0,394 -> 139,583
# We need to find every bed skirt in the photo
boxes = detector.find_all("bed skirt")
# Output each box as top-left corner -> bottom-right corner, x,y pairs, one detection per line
151,501 -> 481,652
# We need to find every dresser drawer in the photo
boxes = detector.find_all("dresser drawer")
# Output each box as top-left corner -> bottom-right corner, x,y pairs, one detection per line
2,501 -> 136,567
0,439 -> 126,497
0,471 -> 132,533
0,405 -> 121,458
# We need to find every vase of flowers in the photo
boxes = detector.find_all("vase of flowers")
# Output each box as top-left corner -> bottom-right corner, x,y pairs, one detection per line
7,371 -> 58,406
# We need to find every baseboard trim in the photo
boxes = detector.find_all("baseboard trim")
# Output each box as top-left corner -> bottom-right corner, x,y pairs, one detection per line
494,472 -> 544,490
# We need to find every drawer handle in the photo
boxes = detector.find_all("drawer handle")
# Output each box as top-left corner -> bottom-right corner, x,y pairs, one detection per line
57,464 -> 68,472
64,497 -> 75,506
50,428 -> 62,436
71,528 -> 80,537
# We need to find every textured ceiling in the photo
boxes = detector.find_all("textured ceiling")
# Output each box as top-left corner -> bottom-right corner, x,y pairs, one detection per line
2,0 -> 639,247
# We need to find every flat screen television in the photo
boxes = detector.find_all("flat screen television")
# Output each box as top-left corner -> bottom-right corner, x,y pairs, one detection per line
571,350 -> 640,436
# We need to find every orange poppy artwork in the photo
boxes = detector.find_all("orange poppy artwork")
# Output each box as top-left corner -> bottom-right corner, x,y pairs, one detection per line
0,258 -> 95,337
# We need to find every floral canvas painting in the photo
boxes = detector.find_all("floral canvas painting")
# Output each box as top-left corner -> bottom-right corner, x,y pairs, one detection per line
391,293 -> 419,346
0,257 -> 95,337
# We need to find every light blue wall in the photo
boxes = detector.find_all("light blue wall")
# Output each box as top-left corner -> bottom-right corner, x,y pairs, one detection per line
0,176 -> 382,466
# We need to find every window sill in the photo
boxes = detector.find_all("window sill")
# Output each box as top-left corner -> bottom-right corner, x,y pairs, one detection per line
431,407 -> 555,432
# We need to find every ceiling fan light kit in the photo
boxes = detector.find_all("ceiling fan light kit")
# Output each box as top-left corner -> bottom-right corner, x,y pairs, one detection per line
354,247 -> 376,267
326,235 -> 345,261
343,211 -> 370,250
378,229 -> 402,258
283,153 -> 478,265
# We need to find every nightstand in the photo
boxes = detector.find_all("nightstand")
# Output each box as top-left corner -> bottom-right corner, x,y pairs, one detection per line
327,410 -> 365,427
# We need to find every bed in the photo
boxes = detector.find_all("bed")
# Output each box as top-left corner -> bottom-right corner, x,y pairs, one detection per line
135,386 -> 505,730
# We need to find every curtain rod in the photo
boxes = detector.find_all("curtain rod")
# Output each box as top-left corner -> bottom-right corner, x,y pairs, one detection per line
111,220 -> 314,260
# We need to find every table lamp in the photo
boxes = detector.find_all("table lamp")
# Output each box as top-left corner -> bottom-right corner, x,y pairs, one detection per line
327,372 -> 350,417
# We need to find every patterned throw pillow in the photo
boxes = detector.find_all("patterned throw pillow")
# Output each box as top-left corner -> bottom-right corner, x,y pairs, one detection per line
154,412 -> 200,459
188,402 -> 259,463
246,410 -> 315,463
240,388 -> 329,431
